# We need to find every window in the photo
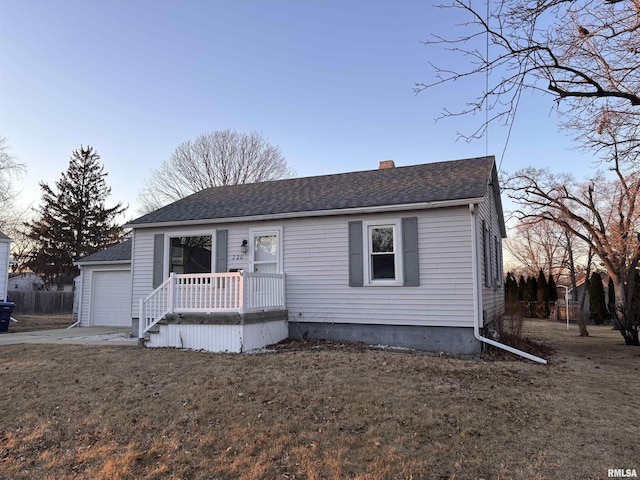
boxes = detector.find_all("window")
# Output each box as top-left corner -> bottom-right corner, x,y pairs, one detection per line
370,226 -> 396,280
249,227 -> 283,273
364,221 -> 403,285
483,220 -> 492,287
348,218 -> 418,287
494,235 -> 502,286
169,235 -> 212,274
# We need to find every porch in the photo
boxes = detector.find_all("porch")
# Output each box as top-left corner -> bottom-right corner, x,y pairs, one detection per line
139,272 -> 288,352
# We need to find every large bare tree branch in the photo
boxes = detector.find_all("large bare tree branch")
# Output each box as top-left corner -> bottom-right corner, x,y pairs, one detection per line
417,0 -> 640,142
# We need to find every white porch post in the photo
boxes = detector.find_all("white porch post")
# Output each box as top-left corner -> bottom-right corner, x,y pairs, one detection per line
239,272 -> 245,314
138,298 -> 144,338
168,272 -> 175,313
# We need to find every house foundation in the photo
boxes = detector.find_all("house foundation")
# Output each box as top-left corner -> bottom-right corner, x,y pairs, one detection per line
288,322 -> 481,356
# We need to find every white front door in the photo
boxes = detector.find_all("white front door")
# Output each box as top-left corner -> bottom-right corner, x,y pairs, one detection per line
250,228 -> 282,273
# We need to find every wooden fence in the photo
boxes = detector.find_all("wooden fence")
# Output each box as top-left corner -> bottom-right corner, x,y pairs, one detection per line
6,291 -> 74,315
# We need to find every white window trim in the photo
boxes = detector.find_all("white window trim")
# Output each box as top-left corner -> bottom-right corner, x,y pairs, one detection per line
163,229 -> 216,278
249,226 -> 283,273
362,219 -> 403,286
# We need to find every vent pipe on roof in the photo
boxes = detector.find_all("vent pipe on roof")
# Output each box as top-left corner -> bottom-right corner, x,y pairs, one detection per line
379,160 -> 395,169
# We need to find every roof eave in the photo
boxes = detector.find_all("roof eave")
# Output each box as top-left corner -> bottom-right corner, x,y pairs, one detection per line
124,198 -> 485,230
75,260 -> 132,267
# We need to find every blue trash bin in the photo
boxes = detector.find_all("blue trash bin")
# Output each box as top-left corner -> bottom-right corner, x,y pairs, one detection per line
0,302 -> 16,333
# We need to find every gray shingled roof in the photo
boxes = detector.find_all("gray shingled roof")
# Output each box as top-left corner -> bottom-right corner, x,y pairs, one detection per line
0,231 -> 10,240
76,239 -> 132,264
128,156 -> 496,227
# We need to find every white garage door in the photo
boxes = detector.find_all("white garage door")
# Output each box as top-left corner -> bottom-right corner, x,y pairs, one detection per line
91,270 -> 131,327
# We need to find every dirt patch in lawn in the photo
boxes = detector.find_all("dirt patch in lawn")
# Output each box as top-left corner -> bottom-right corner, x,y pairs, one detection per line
1,320 -> 638,480
7,314 -> 73,333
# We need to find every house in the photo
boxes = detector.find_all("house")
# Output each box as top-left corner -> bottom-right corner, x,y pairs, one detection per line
569,273 -> 611,315
7,272 -> 45,292
116,156 -> 508,355
0,231 -> 10,302
74,239 -> 132,327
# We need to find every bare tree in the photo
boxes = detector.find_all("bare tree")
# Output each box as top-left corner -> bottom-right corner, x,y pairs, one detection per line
138,130 -> 294,213
507,165 -> 640,345
416,0 -> 640,141
0,136 -> 27,233
505,219 -> 569,278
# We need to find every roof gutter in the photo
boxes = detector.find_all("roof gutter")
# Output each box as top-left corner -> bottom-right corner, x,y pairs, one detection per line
469,203 -> 547,364
74,260 -> 131,267
125,197 -> 485,230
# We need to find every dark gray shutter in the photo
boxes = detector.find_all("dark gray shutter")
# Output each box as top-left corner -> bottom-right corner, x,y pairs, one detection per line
402,217 -> 419,286
215,230 -> 228,273
152,233 -> 164,288
348,221 -> 363,287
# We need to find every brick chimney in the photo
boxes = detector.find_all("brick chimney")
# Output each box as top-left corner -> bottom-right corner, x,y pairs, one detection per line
378,160 -> 395,169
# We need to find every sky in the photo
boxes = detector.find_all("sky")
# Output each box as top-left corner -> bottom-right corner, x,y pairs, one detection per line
0,0 -> 594,222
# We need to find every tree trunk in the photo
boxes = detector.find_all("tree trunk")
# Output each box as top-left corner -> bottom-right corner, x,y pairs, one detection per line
566,233 -> 589,337
612,277 -> 640,346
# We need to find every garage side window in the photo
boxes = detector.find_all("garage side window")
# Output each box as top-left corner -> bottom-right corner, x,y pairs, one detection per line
169,236 -> 212,274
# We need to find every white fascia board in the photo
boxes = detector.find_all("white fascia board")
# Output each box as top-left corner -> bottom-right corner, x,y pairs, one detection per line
124,198 -> 484,230
75,260 -> 132,267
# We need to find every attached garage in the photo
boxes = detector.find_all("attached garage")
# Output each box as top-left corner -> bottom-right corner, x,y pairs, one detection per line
90,270 -> 131,326
75,240 -> 132,328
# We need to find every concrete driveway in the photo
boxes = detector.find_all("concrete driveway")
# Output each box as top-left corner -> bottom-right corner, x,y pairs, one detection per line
0,327 -> 138,347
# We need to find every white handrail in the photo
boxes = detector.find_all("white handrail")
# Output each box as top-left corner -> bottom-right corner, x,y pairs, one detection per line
139,272 -> 286,337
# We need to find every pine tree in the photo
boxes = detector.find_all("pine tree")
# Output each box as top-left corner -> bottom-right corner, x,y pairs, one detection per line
547,274 -> 558,302
536,269 -> 551,318
25,146 -> 126,285
523,276 -> 537,317
608,276 -> 616,317
517,275 -> 526,301
589,272 -> 606,325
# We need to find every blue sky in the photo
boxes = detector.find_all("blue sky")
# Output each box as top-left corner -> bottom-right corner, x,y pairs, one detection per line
0,0 -> 590,219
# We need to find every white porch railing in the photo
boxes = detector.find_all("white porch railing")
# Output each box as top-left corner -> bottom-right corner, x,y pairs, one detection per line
138,272 -> 286,337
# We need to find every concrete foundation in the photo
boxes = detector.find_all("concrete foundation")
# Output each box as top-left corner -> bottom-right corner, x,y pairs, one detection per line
289,321 -> 481,356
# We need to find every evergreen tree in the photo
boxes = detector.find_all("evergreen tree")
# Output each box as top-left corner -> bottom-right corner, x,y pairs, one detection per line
517,275 -> 526,301
523,276 -> 537,317
589,272 -> 607,325
504,272 -> 517,303
536,269 -> 550,318
547,274 -> 558,302
25,146 -> 126,285
608,276 -> 616,317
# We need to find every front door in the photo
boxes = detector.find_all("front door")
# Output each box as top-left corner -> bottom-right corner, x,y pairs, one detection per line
250,228 -> 282,273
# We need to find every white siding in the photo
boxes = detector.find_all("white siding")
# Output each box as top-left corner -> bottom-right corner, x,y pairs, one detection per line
242,320 -> 288,351
79,263 -> 131,327
283,208 -> 474,327
0,239 -> 10,301
146,320 -> 300,352
477,184 -> 506,324
148,324 -> 243,352
132,206 -> 476,328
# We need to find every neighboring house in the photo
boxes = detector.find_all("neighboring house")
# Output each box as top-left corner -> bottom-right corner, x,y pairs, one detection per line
47,274 -> 76,292
7,272 -> 45,292
112,156 -> 507,355
0,231 -> 10,302
569,273 -> 611,315
74,239 -> 132,327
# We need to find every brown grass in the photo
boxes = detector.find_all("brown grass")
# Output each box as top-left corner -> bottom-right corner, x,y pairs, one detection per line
8,314 -> 73,333
1,320 -> 638,480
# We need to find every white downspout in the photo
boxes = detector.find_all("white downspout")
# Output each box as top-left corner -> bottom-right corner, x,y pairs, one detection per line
67,268 -> 82,328
469,203 -> 547,364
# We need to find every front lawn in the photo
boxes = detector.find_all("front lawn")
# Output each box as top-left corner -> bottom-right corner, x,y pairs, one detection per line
1,320 -> 637,479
